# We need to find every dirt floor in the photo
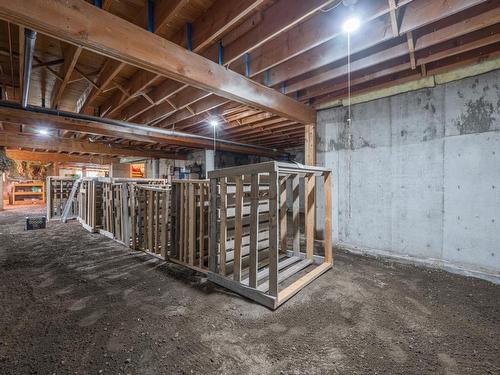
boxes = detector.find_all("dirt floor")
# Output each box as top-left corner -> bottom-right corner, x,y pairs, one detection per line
0,206 -> 499,375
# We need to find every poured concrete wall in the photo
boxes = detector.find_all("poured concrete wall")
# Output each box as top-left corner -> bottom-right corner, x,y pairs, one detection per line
316,69 -> 500,279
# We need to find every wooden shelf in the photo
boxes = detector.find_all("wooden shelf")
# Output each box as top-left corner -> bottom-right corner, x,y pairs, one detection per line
10,181 -> 45,205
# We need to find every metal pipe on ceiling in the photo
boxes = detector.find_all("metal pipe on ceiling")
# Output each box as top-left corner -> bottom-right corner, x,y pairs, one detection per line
21,29 -> 37,108
0,101 -> 284,155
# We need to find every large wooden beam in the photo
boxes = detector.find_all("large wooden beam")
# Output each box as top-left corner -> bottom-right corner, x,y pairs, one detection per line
6,149 -> 116,164
0,105 -> 281,156
13,0 -> 317,123
0,132 -> 183,159
107,0 -> 267,122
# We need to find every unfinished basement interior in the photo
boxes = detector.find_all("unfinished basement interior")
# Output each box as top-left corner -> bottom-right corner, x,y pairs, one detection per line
0,0 -> 499,373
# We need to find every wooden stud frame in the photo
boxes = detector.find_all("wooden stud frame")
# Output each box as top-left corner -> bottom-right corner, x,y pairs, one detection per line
169,179 -> 210,272
46,177 -> 78,221
208,161 -> 332,309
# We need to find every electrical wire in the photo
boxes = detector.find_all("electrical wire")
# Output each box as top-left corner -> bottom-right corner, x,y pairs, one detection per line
321,0 -> 343,12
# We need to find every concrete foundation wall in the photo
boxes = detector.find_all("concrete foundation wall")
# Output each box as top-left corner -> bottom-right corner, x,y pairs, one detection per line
316,69 -> 500,279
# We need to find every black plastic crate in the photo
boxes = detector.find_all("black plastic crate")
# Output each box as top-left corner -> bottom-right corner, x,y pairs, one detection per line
25,217 -> 46,230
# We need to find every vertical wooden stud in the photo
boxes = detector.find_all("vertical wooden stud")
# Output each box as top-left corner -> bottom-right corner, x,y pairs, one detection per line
249,173 -> 259,288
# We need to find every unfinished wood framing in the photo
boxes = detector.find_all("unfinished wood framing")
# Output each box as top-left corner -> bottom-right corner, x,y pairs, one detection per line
169,180 -> 210,271
208,161 -> 332,309
76,178 -> 102,232
132,184 -> 170,258
46,177 -> 78,221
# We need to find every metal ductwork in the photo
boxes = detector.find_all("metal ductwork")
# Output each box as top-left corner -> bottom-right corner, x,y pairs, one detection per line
0,101 -> 285,156
21,29 -> 37,108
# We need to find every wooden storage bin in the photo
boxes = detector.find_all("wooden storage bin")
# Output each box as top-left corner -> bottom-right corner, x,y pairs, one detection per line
208,161 -> 332,309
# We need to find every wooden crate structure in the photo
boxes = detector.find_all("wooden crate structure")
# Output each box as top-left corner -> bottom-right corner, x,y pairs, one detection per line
76,178 -> 103,232
169,180 -> 210,271
131,184 -> 170,258
208,161 -> 332,309
99,178 -> 168,243
46,177 -> 78,221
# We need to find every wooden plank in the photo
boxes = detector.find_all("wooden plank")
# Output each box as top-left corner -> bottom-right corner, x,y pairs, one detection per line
407,31 -> 416,70
208,178 -> 218,272
219,178 -> 227,275
292,174 -> 300,256
161,189 -> 169,259
0,107 -> 276,157
0,0 -> 315,124
147,189 -> 153,251
0,132 -> 179,159
130,185 -> 137,249
188,182 -> 195,265
6,149 -> 116,164
154,190 -> 160,254
249,173 -> 259,288
51,44 -> 82,108
268,171 -> 279,297
258,258 -> 313,292
233,176 -> 243,282
305,173 -> 315,259
199,183 -> 205,268
279,176 -> 287,253
207,272 -> 276,309
277,262 -> 332,306
241,255 -> 301,286
324,172 -> 333,264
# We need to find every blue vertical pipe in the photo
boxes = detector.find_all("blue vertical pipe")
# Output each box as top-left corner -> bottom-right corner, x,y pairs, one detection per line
186,23 -> 193,51
94,0 -> 102,8
264,70 -> 270,86
218,40 -> 224,65
244,53 -> 250,77
281,82 -> 286,94
147,0 -> 154,32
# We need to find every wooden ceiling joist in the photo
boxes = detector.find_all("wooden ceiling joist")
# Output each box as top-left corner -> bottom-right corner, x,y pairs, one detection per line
0,131 -> 183,159
6,149 -> 117,164
253,0 -> 491,90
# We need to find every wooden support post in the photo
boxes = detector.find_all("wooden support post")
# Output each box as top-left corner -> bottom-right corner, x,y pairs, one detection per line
305,173 -> 315,259
304,122 -> 316,259
188,182 -> 195,265
199,184 -> 205,268
279,176 -> 287,253
268,169 -> 279,297
292,174 -> 300,256
219,178 -> 227,275
233,176 -> 243,282
208,178 -> 218,272
324,171 -> 333,264
130,185 -> 137,249
249,173 -> 259,288
161,189 -> 168,258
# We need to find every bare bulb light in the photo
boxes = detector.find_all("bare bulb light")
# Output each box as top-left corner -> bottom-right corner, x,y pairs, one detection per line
343,17 -> 360,33
37,128 -> 49,136
209,119 -> 218,127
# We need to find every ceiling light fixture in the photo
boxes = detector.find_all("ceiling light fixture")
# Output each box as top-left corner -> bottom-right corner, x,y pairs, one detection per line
209,119 -> 218,127
37,128 -> 49,136
343,17 -> 360,33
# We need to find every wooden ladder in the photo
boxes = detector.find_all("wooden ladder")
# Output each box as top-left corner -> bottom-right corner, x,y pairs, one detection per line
61,179 -> 81,223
